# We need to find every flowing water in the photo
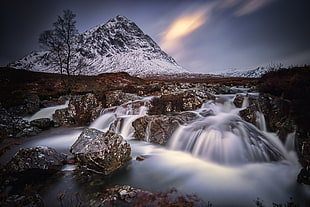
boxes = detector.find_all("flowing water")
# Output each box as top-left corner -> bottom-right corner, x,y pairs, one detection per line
24,101 -> 69,121
2,95 -> 310,206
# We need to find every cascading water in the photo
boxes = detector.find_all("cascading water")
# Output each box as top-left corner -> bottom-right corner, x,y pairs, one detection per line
90,98 -> 150,138
24,100 -> 69,121
169,97 -> 291,165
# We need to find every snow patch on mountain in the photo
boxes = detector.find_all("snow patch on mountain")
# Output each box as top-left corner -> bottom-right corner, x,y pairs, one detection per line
8,15 -> 188,77
219,67 -> 275,78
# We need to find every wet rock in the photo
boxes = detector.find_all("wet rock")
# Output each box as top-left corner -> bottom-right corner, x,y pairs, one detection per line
236,93 -> 295,142
15,126 -> 41,138
97,185 -> 201,207
30,118 -> 53,129
136,155 -> 147,161
5,146 -> 66,174
133,112 -> 199,145
297,167 -> 310,185
105,90 -> 142,107
0,106 -> 41,139
148,90 -> 214,115
52,108 -> 75,126
1,193 -> 44,207
40,96 -> 68,108
7,93 -> 41,117
70,128 -> 131,175
68,93 -> 103,125
97,185 -> 152,207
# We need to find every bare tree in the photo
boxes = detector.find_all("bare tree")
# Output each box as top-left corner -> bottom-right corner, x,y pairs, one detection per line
39,9 -> 84,93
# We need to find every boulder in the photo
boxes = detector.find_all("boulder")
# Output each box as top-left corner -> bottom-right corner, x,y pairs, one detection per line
7,93 -> 41,117
105,90 -> 142,107
52,108 -> 75,126
68,93 -> 103,125
297,167 -> 310,185
70,128 -> 131,175
148,90 -> 214,115
98,185 -> 153,206
0,106 -> 41,139
30,118 -> 53,129
5,146 -> 66,174
133,112 -> 199,145
236,93 -> 295,142
1,194 -> 44,207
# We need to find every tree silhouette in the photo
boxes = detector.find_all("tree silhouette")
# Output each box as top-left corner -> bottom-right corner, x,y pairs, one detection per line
39,9 -> 85,93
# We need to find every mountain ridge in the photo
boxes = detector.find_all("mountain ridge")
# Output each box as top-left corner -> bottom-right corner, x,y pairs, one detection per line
8,15 -> 188,78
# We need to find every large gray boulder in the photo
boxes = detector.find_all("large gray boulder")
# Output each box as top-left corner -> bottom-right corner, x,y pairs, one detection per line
70,128 -> 131,175
5,146 -> 66,174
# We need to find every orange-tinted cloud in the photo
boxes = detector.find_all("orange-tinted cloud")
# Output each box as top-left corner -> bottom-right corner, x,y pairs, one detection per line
160,7 -> 210,53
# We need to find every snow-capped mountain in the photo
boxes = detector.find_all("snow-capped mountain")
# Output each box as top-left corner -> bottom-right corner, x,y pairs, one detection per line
8,15 -> 188,77
220,67 -> 274,78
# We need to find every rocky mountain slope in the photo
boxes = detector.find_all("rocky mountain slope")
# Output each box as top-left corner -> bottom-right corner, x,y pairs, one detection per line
8,15 -> 188,78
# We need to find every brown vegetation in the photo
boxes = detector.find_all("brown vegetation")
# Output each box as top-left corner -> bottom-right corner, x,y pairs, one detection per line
0,67 -> 144,108
258,66 -> 310,131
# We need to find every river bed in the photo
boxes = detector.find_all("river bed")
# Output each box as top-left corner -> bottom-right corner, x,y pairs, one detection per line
1,95 -> 310,206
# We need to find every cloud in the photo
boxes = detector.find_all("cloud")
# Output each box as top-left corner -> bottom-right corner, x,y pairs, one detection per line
234,0 -> 275,16
160,6 -> 211,53
159,0 -> 275,54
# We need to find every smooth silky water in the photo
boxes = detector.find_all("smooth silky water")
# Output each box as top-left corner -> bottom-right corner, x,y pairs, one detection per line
3,95 -> 310,206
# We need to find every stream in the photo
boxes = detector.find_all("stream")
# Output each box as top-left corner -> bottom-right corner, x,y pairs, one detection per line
1,94 -> 310,206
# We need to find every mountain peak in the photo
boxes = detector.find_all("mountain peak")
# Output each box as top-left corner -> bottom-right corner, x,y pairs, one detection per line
8,15 -> 188,77
111,15 -> 131,22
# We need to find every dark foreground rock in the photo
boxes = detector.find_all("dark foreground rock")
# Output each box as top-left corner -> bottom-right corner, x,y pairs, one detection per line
0,193 -> 44,207
96,185 -> 203,207
0,106 -> 42,139
30,118 -> 54,129
5,146 -> 66,174
297,167 -> 310,185
70,128 -> 131,175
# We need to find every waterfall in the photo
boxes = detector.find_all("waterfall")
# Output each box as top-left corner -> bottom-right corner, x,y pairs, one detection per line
89,112 -> 116,131
241,95 -> 249,108
169,97 -> 290,165
90,98 -> 150,139
25,101 -> 69,121
255,111 -> 267,132
285,130 -> 296,152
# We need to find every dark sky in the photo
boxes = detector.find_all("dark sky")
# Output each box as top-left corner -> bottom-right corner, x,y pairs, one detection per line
1,0 -> 310,73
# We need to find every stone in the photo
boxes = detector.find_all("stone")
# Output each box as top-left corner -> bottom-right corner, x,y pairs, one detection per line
105,90 -> 142,107
297,167 -> 310,185
53,108 -> 75,126
0,106 -> 41,139
148,89 -> 215,115
70,128 -> 131,175
68,93 -> 103,125
132,112 -> 199,145
5,146 -> 66,174
7,93 -> 41,117
2,194 -> 44,207
30,118 -> 53,129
